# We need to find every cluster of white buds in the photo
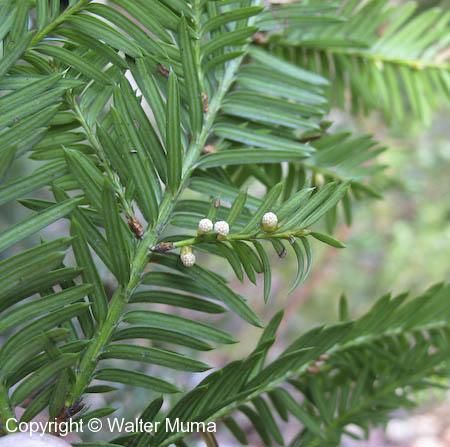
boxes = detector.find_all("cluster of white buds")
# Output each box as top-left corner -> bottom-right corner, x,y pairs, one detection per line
180,246 -> 196,268
261,212 -> 278,232
214,220 -> 230,238
197,217 -> 230,238
186,218 -> 232,265
197,218 -> 213,235
182,212 -> 280,266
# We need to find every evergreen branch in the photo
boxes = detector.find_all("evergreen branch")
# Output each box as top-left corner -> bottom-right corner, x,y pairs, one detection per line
306,45 -> 450,72
0,2 -> 448,445
65,49 -> 250,407
157,284 -> 450,446
262,0 -> 450,123
160,229 -> 311,249
68,94 -> 134,218
31,0 -> 91,46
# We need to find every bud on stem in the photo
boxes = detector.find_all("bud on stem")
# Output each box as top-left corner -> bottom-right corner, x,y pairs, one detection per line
180,246 -> 196,267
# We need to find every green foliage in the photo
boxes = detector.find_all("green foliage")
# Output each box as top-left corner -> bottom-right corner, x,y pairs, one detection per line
148,283 -> 450,447
0,0 -> 448,446
260,0 -> 450,124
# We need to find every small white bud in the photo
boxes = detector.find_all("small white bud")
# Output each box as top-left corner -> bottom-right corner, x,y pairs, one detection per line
214,220 -> 229,237
261,212 -> 278,232
197,218 -> 213,234
181,252 -> 196,267
180,246 -> 196,267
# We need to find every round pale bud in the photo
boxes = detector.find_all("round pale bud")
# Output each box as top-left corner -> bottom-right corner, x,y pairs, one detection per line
197,218 -> 213,234
180,247 -> 196,267
181,252 -> 196,267
261,212 -> 278,232
214,220 -> 229,237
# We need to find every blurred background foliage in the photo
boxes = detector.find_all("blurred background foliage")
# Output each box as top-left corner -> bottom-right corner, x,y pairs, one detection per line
292,110 -> 450,328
